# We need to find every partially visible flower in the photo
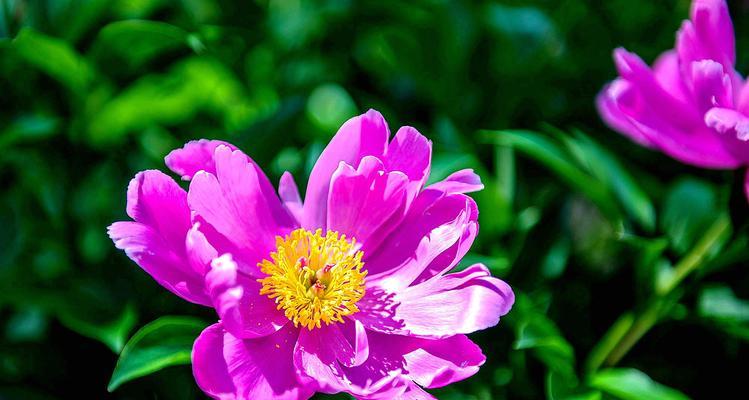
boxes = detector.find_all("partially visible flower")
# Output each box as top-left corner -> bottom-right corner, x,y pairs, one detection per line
109,110 -> 514,399
598,0 -> 749,194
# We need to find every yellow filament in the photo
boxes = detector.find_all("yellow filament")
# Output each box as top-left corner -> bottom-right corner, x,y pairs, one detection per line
258,228 -> 366,329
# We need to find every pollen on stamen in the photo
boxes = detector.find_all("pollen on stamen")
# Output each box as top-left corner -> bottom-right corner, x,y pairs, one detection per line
258,228 -> 367,330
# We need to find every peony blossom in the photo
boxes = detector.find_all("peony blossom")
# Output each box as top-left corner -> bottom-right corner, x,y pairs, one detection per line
109,110 -> 514,399
597,0 -> 749,194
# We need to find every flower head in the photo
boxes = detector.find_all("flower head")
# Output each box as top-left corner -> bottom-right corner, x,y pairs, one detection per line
109,110 -> 514,399
598,0 -> 749,195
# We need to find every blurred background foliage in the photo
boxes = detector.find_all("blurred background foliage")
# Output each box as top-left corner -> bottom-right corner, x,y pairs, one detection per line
1,0 -> 749,398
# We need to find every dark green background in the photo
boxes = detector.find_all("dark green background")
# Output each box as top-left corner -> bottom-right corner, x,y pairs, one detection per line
1,0 -> 748,399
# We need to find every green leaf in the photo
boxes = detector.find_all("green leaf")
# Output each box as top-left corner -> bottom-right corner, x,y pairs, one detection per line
661,178 -> 717,255
484,130 -> 619,221
565,130 -> 655,231
87,57 -> 254,145
92,20 -> 194,70
58,303 -> 137,353
12,28 -> 94,93
589,368 -> 690,400
697,285 -> 749,340
108,316 -> 207,392
511,294 -> 577,381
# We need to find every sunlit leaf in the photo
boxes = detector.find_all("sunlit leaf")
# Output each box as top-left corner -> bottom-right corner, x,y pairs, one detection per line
108,316 -> 207,391
589,368 -> 690,400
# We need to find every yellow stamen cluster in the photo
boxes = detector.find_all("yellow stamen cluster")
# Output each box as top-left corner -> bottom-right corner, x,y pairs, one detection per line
258,228 -> 367,329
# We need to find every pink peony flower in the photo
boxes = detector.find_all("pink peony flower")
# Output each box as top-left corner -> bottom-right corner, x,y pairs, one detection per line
109,110 -> 515,399
598,0 -> 749,193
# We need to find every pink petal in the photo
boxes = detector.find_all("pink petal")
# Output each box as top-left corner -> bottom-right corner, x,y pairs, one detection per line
596,80 -> 656,148
279,171 -> 303,223
403,334 -> 485,389
205,254 -> 288,339
690,60 -> 733,112
294,328 -> 405,397
358,264 -> 514,339
399,382 -> 436,400
705,107 -> 749,140
327,156 -> 409,252
188,146 -> 296,276
302,110 -> 389,230
109,170 -> 210,305
165,139 -> 238,181
690,0 -> 735,67
604,49 -> 741,168
365,189 -> 478,290
192,323 -> 313,400
425,169 -> 484,195
385,126 -> 432,206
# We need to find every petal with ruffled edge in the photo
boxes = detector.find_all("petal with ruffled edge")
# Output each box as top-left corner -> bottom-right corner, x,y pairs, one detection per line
295,329 -> 485,398
108,170 -> 210,305
677,0 -> 735,72
357,264 -> 514,339
327,156 -> 409,253
364,189 -> 478,291
302,110 -> 389,230
602,48 -> 741,168
205,254 -> 288,339
425,169 -> 483,195
188,145 -> 296,276
192,323 -> 313,400
385,126 -> 432,206
165,139 -> 239,181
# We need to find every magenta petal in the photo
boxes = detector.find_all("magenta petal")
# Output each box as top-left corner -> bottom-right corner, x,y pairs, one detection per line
279,171 -> 303,223
403,335 -> 485,389
426,169 -> 484,195
295,329 -> 405,397
205,254 -> 288,339
385,126 -> 432,206
109,170 -> 210,305
365,190 -> 478,289
186,222 -> 218,277
690,60 -> 733,112
705,107 -> 749,140
192,323 -> 313,400
165,139 -> 239,181
359,264 -> 514,339
596,80 -> 656,148
188,146 -> 296,275
690,0 -> 735,67
398,382 -> 436,400
327,156 -> 409,251
302,110 -> 389,230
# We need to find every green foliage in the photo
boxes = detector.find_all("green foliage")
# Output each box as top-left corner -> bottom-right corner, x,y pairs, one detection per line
1,0 -> 747,398
108,316 -> 207,391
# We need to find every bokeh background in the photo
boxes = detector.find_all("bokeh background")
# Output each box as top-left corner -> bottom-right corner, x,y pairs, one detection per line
2,0 -> 749,399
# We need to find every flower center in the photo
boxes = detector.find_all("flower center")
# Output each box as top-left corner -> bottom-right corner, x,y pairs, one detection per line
258,228 -> 366,329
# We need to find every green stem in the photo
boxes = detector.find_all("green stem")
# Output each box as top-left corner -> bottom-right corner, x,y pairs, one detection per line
586,214 -> 731,372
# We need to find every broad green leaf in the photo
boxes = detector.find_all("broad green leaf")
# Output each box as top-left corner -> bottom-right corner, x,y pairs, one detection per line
589,368 -> 690,400
661,178 -> 717,255
108,316 -> 207,391
0,114 -> 60,148
12,28 -> 94,93
92,20 -> 195,70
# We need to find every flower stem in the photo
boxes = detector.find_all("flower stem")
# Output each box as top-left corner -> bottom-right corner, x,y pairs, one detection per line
585,214 -> 731,373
